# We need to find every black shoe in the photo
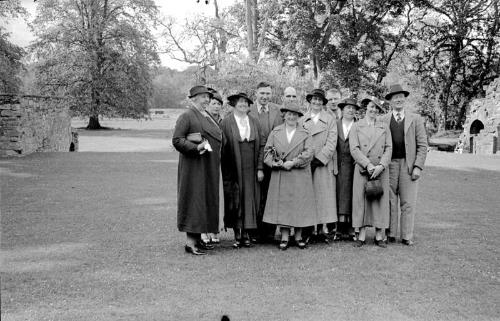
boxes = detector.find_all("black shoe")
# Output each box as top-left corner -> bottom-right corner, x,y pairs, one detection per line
353,240 -> 365,247
387,236 -> 396,243
185,245 -> 206,255
332,233 -> 342,242
232,239 -> 242,249
243,238 -> 252,247
197,240 -> 215,250
279,240 -> 289,251
374,238 -> 387,248
318,234 -> 329,244
402,239 -> 414,246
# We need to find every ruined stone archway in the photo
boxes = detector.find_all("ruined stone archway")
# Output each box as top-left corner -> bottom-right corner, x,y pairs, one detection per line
469,119 -> 485,153
470,119 -> 484,134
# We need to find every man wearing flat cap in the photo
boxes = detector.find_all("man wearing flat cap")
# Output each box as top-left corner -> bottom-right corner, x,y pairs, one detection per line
172,85 -> 223,255
381,84 -> 428,246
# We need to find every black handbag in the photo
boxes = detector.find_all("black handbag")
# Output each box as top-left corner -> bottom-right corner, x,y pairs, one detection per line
365,177 -> 384,200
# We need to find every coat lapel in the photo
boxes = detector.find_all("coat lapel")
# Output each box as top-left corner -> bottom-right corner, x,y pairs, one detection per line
248,105 -> 258,119
283,128 -> 308,159
302,111 -> 329,136
367,122 -> 386,152
192,107 -> 222,142
404,113 -> 414,135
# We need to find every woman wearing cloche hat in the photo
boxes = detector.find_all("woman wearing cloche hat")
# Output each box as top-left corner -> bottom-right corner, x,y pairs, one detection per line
220,92 -> 266,248
262,102 -> 318,250
349,94 -> 392,248
172,85 -> 222,255
300,88 -> 337,244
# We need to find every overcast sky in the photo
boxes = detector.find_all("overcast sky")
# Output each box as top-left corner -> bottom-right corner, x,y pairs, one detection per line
3,0 -> 237,70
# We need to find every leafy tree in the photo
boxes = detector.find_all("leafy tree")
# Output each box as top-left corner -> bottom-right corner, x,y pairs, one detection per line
0,0 -> 27,93
31,0 -> 160,129
264,0 -> 425,95
151,66 -> 199,109
413,0 -> 500,130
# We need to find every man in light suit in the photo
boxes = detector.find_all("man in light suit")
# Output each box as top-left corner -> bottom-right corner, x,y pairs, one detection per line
248,81 -> 283,242
382,84 -> 428,246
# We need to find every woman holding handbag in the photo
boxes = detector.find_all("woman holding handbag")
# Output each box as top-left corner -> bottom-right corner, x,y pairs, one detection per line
350,96 -> 392,247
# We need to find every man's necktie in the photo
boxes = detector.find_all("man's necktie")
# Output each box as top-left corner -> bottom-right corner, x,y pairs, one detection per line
396,112 -> 402,122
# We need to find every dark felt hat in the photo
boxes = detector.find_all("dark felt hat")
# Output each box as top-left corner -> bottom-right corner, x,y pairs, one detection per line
385,84 -> 410,100
338,98 -> 360,110
280,101 -> 304,117
306,88 -> 328,105
361,96 -> 387,113
211,93 -> 223,104
188,85 -> 213,98
227,92 -> 253,107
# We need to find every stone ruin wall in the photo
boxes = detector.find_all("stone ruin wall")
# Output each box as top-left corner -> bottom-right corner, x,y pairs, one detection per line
459,78 -> 500,154
0,94 -> 78,157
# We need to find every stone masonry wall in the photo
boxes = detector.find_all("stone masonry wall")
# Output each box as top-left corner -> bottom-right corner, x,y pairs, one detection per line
0,94 -> 74,157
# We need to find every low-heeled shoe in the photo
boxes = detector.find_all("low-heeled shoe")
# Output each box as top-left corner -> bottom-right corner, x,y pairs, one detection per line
374,239 -> 387,248
197,240 -> 215,250
185,245 -> 206,255
402,239 -> 414,246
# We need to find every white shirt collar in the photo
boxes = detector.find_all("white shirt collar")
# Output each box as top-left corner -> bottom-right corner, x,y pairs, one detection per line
342,119 -> 354,138
258,104 -> 268,113
392,109 -> 405,120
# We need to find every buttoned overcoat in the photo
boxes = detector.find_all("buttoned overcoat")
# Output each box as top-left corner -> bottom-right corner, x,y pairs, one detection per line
172,106 -> 222,233
220,113 -> 265,228
262,125 -> 318,227
350,118 -> 392,228
300,110 -> 337,224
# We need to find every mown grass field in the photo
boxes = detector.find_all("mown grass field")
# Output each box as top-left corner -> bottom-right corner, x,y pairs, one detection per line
1,125 -> 499,321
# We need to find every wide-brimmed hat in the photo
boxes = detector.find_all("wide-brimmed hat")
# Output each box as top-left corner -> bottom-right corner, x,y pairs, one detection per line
280,101 -> 304,117
338,98 -> 360,110
385,84 -> 409,100
188,85 -> 213,98
227,92 -> 253,107
306,88 -> 328,105
361,96 -> 387,113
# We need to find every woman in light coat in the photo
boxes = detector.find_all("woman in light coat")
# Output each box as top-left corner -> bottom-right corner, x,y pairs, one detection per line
300,88 -> 337,243
263,102 -> 316,250
350,96 -> 392,247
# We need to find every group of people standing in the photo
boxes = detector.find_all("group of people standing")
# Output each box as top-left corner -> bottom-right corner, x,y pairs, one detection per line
172,81 -> 428,255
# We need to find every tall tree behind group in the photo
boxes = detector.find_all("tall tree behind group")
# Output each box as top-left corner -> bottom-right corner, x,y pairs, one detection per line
30,0 -> 160,129
0,0 -> 27,93
412,0 -> 500,130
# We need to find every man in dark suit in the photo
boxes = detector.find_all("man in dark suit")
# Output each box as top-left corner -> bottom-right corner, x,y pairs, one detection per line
381,84 -> 428,246
248,81 -> 283,242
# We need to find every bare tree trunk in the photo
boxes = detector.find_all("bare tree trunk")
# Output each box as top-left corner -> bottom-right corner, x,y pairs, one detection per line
245,0 -> 254,61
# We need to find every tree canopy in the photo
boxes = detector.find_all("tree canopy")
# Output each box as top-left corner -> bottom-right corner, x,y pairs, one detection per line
30,0 -> 160,129
0,0 -> 27,93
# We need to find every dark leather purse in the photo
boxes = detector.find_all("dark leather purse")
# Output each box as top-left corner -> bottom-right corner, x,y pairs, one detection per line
365,177 -> 384,200
359,167 -> 383,200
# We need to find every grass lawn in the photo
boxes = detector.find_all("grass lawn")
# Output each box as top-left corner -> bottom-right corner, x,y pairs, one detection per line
1,149 -> 500,321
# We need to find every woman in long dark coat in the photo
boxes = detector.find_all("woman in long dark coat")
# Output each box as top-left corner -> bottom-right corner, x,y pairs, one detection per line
172,85 -> 222,255
221,93 -> 265,248
334,98 -> 359,241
